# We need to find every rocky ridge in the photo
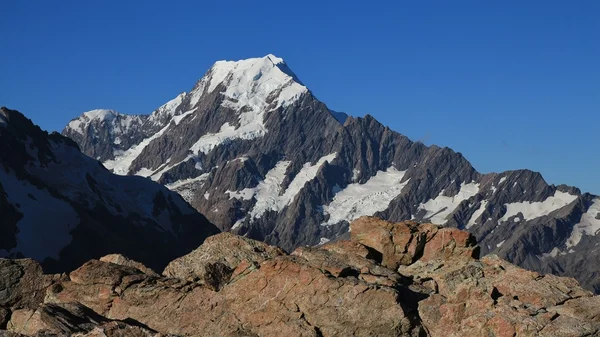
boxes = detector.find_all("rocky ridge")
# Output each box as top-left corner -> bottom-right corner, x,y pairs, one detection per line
62,55 -> 600,293
1,216 -> 599,337
0,107 -> 219,273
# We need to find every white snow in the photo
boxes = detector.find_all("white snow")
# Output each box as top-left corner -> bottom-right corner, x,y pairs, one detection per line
135,167 -> 155,177
542,247 -> 562,258
104,110 -> 195,175
165,173 -> 210,190
66,109 -> 145,139
278,153 -> 337,205
352,168 -> 360,181
0,110 -> 8,128
496,240 -> 505,248
226,187 -> 257,201
0,168 -> 79,261
499,177 -> 507,185
231,218 -> 245,230
466,200 -> 488,229
500,191 -> 578,222
148,93 -> 187,125
321,167 -> 409,226
565,198 -> 600,248
228,160 -> 291,219
514,217 -> 521,222
187,55 -> 308,155
227,153 -> 337,219
418,182 -> 480,225
318,237 -> 331,245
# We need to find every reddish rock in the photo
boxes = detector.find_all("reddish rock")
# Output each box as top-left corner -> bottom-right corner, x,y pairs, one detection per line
419,226 -> 479,262
162,232 -> 284,289
350,217 -> 425,269
99,254 -> 160,277
2,217 -> 600,337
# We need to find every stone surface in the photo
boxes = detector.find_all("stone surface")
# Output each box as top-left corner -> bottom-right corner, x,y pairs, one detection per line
162,232 -> 284,289
99,254 -> 160,277
3,217 -> 600,337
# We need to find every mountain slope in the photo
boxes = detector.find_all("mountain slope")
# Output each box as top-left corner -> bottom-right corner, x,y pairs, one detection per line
63,55 -> 600,292
0,107 -> 220,272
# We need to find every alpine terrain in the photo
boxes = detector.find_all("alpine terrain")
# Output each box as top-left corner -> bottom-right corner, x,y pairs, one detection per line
63,55 -> 600,292
2,217 -> 600,336
0,107 -> 220,273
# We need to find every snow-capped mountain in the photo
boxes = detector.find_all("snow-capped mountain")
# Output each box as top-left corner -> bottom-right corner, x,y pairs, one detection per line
1,107 -> 219,272
63,55 -> 600,292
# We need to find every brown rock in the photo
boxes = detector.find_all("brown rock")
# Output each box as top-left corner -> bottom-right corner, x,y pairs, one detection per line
73,321 -> 174,337
99,254 -> 160,277
0,259 -> 57,311
321,240 -> 382,262
45,260 -> 147,315
4,217 -> 600,337
419,226 -> 479,263
402,254 -> 600,336
350,217 -> 426,269
44,235 -> 421,336
7,303 -> 108,336
162,232 -> 284,288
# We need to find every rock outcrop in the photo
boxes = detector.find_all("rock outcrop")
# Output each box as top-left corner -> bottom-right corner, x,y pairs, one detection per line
1,216 -> 599,337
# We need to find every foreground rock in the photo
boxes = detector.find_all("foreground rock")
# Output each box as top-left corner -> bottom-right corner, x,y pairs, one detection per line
2,216 -> 600,336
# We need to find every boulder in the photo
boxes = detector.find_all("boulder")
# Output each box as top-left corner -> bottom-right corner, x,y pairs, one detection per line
162,232 -> 284,289
99,254 -> 160,277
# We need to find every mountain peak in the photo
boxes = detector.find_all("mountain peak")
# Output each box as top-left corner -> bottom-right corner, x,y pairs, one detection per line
204,54 -> 304,98
187,54 -> 308,134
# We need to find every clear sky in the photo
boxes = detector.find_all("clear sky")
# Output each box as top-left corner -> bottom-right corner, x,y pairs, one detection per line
1,1 -> 598,194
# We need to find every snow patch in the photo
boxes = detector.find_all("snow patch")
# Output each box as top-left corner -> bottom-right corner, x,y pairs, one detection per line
0,110 -> 8,128
499,177 -> 507,185
148,93 -> 187,125
318,237 -> 331,245
187,55 -> 308,155
321,167 -> 409,226
466,200 -> 488,229
500,191 -> 577,222
565,198 -> 600,248
496,240 -> 505,248
104,110 -> 195,175
542,247 -> 562,258
227,153 -> 337,219
352,168 -> 360,181
418,182 -> 480,225
165,173 -> 211,203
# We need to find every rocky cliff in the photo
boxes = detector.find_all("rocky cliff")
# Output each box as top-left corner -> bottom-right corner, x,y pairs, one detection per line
1,217 -> 599,337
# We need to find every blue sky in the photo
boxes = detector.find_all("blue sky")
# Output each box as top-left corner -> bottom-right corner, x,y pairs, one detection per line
1,1 -> 598,194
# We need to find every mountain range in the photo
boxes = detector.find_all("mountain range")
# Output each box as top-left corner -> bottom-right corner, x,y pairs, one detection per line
0,107 -> 219,273
62,54 -> 600,292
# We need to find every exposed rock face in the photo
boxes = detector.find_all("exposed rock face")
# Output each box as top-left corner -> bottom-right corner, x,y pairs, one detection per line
61,55 -> 600,293
0,107 -> 219,274
163,232 -> 284,289
2,216 -> 600,337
